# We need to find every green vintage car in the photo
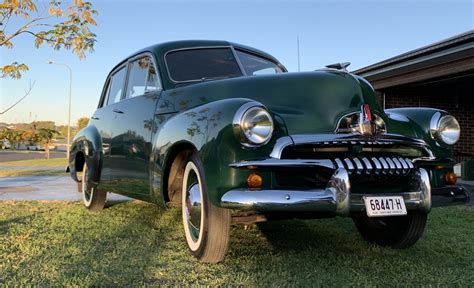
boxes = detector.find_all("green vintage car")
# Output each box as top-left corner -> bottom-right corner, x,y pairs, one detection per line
68,40 -> 469,263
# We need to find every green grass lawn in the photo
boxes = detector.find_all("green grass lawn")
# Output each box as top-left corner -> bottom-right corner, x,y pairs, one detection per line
0,158 -> 68,177
0,169 -> 66,177
1,202 -> 472,286
1,158 -> 68,167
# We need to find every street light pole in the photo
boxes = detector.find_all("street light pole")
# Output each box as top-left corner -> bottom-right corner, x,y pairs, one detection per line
48,61 -> 72,160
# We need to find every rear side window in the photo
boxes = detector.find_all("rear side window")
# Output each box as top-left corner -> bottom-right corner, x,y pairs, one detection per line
106,67 -> 127,105
126,56 -> 161,98
166,48 -> 242,82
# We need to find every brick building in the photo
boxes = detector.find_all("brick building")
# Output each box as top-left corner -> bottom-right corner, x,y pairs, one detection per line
355,30 -> 474,162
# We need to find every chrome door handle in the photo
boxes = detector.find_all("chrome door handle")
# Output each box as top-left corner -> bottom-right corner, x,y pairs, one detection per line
91,116 -> 100,120
113,109 -> 124,114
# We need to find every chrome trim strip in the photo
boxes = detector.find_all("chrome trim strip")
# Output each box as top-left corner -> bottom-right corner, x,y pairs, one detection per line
392,157 -> 402,170
344,158 -> 355,171
335,158 -> 345,169
398,157 -> 408,170
379,157 -> 389,173
362,157 -> 372,174
269,136 -> 294,158
291,133 -> 428,147
385,157 -> 396,174
352,158 -> 364,172
229,158 -> 335,170
371,157 -> 382,171
269,133 -> 432,159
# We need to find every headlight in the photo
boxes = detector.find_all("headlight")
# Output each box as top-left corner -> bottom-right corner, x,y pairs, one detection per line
430,113 -> 460,145
233,102 -> 274,147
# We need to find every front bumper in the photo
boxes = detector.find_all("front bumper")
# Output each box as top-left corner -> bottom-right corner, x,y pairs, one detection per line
220,167 -> 469,215
221,134 -> 469,215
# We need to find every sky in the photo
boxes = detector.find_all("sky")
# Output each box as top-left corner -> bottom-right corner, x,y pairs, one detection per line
1,0 -> 473,125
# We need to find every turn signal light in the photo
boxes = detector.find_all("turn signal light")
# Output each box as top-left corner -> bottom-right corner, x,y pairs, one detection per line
247,173 -> 262,188
445,172 -> 457,185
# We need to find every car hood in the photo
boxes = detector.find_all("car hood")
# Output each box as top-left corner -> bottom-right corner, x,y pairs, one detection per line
160,71 -> 384,134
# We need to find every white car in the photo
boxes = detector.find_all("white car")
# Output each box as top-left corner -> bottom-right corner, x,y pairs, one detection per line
1,139 -> 11,149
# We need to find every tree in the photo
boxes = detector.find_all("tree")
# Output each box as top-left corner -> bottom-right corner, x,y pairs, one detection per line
32,120 -> 56,130
0,128 -> 26,149
76,116 -> 89,131
35,128 -> 60,159
1,0 -> 98,79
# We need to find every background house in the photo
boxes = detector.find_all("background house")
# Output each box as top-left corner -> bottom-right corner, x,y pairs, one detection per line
355,30 -> 473,162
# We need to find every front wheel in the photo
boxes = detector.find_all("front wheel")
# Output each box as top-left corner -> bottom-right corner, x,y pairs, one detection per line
353,211 -> 427,249
181,152 -> 231,263
81,162 -> 106,211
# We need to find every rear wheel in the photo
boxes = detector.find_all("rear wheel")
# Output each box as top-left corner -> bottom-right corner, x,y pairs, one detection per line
81,162 -> 106,211
353,211 -> 427,248
181,152 -> 231,263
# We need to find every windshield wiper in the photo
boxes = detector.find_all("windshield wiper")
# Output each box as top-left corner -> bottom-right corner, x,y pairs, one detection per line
200,76 -> 231,82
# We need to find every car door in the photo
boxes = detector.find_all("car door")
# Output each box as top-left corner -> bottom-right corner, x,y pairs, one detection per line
107,54 -> 162,198
90,65 -> 128,191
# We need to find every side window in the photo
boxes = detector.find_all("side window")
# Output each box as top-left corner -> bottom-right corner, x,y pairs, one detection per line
126,56 -> 161,99
106,67 -> 127,105
235,50 -> 283,76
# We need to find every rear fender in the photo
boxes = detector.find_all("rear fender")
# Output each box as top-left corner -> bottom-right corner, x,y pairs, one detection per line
69,125 -> 103,186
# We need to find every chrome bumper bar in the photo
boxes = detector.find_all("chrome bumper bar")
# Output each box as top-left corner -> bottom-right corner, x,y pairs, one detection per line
230,156 -> 416,176
220,168 -> 432,215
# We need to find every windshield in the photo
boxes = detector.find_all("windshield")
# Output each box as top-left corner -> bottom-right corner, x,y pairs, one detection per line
165,47 -> 284,83
166,48 -> 243,82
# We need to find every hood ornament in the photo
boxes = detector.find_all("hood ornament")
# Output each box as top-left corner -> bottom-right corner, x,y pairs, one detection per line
325,62 -> 351,72
359,104 -> 374,135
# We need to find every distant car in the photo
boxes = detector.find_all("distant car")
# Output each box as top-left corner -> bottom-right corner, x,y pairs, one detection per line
26,144 -> 56,151
68,40 -> 470,263
26,144 -> 42,151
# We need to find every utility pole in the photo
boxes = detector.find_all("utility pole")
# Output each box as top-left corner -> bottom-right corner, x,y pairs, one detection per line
297,35 -> 301,72
48,61 -> 72,160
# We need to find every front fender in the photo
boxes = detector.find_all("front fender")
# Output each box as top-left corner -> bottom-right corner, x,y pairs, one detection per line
153,98 -> 287,206
385,107 -> 453,159
69,125 -> 103,185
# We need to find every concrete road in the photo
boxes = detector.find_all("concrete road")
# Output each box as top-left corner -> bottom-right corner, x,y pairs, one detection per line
0,150 -> 66,162
0,175 -> 130,202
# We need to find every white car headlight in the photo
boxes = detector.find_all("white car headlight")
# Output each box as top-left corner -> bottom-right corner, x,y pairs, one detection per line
233,102 -> 274,147
430,113 -> 460,145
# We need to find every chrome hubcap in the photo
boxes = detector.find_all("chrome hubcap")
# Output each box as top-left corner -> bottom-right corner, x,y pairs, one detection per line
182,161 -> 204,251
185,182 -> 202,242
82,164 -> 94,205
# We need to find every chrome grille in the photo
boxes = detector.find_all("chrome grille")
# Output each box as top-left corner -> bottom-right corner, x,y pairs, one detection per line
333,156 -> 414,176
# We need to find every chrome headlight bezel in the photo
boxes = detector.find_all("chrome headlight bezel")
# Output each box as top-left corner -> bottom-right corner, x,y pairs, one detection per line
430,112 -> 460,146
233,102 -> 274,147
